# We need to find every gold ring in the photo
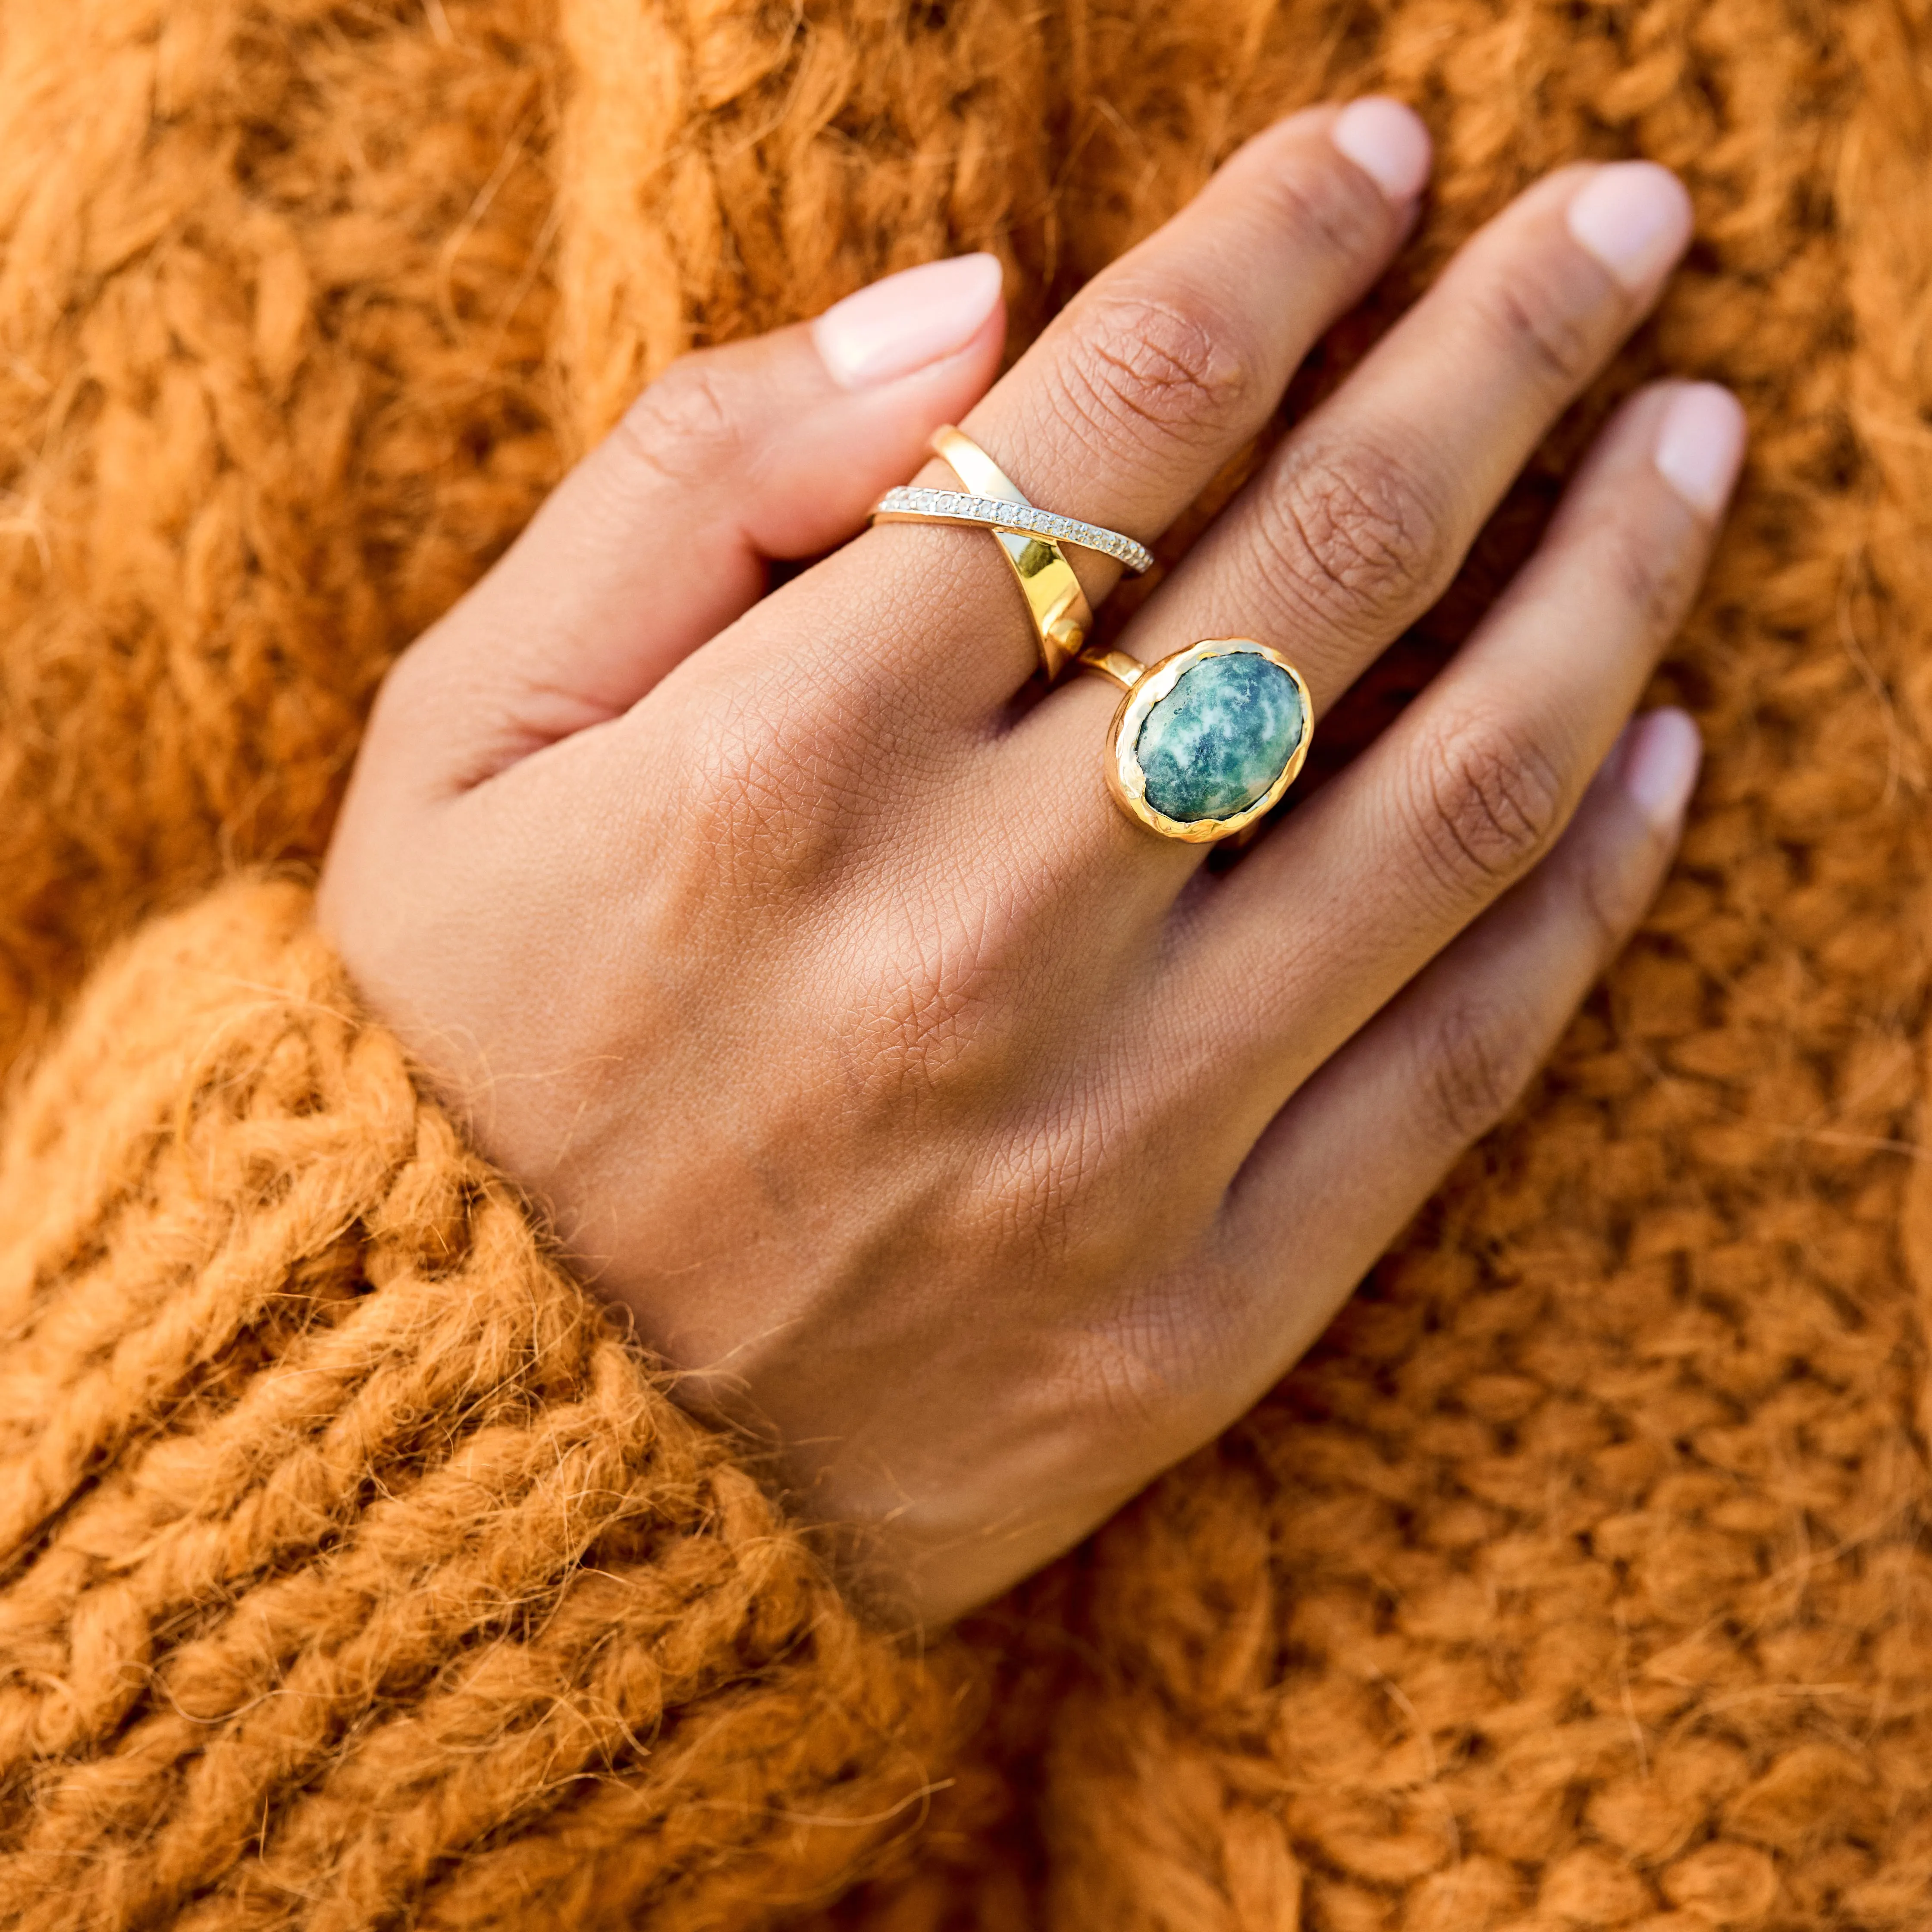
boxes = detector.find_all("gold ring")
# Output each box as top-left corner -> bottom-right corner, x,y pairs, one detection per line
869,427 -> 1151,680
1078,639 -> 1313,843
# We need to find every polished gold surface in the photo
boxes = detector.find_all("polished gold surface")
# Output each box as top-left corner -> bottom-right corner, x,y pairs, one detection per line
1098,638 -> 1313,844
1075,645 -> 1149,692
929,425 -> 1023,504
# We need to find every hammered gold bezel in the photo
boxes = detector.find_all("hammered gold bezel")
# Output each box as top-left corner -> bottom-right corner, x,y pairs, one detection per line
1104,639 -> 1314,843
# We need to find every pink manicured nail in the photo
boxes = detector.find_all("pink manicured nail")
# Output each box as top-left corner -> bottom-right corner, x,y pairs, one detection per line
1565,163 -> 1693,291
1653,383 -> 1747,520
812,254 -> 1004,389
1330,97 -> 1433,202
1620,707 -> 1702,828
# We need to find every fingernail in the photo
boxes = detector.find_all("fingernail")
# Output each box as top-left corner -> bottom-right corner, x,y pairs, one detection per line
1330,97 -> 1433,202
1566,162 -> 1693,292
1653,382 -> 1747,520
1619,707 -> 1702,828
812,254 -> 1004,389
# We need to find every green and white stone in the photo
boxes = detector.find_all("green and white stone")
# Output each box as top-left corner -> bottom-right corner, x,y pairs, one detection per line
1134,652 -> 1303,823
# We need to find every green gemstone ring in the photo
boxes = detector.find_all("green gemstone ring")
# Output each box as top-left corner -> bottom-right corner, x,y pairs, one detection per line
1082,638 -> 1314,844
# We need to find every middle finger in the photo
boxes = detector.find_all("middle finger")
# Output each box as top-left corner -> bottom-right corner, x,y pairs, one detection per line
1134,159 -> 1694,703
1003,159 -> 1694,872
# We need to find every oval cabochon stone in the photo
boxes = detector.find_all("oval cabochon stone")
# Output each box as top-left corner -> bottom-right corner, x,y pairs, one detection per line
1135,652 -> 1303,823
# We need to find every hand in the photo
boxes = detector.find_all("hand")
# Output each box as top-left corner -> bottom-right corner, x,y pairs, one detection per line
319,100 -> 1742,1624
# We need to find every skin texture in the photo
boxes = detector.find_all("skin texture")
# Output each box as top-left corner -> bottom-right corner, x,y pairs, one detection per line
319,103 -> 1743,1625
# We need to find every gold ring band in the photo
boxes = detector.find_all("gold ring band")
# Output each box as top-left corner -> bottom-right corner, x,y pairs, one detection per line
870,427 -> 1104,680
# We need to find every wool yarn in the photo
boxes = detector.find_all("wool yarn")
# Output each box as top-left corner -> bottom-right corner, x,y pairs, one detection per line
0,882 -> 968,1927
5,0 -> 1932,1928
0,0 -> 563,1069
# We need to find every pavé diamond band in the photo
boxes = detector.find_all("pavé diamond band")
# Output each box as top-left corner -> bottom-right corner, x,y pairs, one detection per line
868,426 -> 1108,678
871,486 -> 1156,575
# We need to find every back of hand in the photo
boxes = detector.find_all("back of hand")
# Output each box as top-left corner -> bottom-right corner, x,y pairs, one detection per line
321,102 -> 1739,1622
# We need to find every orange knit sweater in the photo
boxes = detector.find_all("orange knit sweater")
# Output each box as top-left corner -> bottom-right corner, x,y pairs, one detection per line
5,2 -> 1932,1927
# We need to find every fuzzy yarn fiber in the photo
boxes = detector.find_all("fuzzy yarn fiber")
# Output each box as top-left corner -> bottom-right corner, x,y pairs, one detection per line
4,1 -> 1932,1927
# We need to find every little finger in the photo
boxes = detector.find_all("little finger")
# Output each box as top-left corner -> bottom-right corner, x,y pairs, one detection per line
1204,709 -> 1700,1392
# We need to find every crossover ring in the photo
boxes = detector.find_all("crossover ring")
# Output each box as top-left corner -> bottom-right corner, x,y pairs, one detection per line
869,426 -> 1149,678
871,487 -> 1157,575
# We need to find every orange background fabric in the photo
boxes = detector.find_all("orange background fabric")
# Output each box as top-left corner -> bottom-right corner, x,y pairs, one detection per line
4,0 -> 1932,1925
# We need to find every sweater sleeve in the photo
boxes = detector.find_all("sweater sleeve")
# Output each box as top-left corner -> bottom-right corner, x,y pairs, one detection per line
0,881 -> 966,1932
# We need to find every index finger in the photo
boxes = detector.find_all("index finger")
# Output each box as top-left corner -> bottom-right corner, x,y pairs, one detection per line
803,100 -> 1434,719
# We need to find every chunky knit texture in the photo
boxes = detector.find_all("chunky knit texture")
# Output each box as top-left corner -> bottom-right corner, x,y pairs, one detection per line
5,0 -> 1932,1928
0,882 -> 968,1927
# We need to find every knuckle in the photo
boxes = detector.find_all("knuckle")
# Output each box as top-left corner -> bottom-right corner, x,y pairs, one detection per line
1057,288 -> 1255,450
1598,514 -> 1701,638
674,674 -> 861,886
613,351 -> 742,487
1475,274 -> 1600,390
1423,995 -> 1540,1144
988,1082 -> 1138,1272
1263,436 -> 1454,631
856,898 -> 1014,1103
1572,838 -> 1643,960
1256,149 -> 1390,270
1409,710 -> 1570,896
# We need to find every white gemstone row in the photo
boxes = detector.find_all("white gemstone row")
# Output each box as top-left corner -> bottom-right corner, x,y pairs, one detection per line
875,487 -> 1154,574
